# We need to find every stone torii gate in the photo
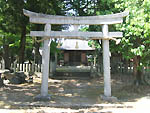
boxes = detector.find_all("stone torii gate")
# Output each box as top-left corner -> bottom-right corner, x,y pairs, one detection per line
23,9 -> 128,101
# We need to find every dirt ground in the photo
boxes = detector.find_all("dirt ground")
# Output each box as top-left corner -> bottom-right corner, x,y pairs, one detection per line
0,74 -> 150,113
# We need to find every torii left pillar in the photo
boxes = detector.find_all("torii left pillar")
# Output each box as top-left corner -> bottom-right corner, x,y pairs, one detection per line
34,24 -> 51,101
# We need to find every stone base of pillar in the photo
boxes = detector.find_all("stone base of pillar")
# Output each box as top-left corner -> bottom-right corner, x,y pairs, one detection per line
34,94 -> 51,101
100,95 -> 118,102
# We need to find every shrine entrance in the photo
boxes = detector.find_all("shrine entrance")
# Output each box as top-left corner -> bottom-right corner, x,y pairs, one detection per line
23,9 -> 128,101
69,51 -> 81,66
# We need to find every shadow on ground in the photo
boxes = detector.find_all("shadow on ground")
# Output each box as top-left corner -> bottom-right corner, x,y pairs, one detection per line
0,74 -> 150,109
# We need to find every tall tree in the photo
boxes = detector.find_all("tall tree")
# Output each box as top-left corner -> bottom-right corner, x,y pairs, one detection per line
114,0 -> 150,85
0,0 -> 21,69
0,0 -> 66,66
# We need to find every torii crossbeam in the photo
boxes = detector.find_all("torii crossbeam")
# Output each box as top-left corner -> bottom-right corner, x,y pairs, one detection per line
23,9 -> 128,101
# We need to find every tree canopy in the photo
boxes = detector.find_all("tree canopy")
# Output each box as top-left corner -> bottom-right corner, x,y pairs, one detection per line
0,0 -> 150,84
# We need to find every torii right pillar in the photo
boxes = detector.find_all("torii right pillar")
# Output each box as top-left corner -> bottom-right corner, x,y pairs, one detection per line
101,24 -> 117,101
102,24 -> 111,96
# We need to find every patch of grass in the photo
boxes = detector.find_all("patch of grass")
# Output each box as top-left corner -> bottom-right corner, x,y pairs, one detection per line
112,84 -> 150,101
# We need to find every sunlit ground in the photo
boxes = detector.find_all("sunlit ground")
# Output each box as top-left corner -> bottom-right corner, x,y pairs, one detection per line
0,73 -> 150,113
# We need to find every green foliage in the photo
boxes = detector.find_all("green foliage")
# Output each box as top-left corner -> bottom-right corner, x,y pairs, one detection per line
0,0 -> 66,63
50,40 -> 60,55
113,0 -> 150,67
0,0 -> 150,71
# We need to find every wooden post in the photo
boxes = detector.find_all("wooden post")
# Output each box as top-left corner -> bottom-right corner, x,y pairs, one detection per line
102,24 -> 111,97
14,60 -> 17,72
64,53 -> 69,65
55,52 -> 57,66
20,63 -> 22,71
94,56 -> 96,67
31,61 -> 35,72
23,64 -> 25,72
29,64 -> 31,72
49,61 -> 53,77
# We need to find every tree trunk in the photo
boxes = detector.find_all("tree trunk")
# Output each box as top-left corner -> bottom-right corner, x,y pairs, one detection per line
124,59 -> 129,74
3,38 -> 11,70
133,56 -> 143,85
0,76 -> 4,87
19,25 -> 26,63
34,41 -> 42,63
133,56 -> 138,77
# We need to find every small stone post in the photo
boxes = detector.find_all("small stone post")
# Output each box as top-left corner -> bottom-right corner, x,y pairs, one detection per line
14,59 -> 17,72
102,24 -> 111,97
35,24 -> 51,101
94,56 -> 96,67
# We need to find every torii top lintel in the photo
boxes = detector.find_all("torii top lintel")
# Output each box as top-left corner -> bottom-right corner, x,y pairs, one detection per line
23,9 -> 128,40
23,9 -> 129,25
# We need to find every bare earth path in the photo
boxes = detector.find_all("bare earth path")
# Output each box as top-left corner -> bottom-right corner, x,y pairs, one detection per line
0,74 -> 150,113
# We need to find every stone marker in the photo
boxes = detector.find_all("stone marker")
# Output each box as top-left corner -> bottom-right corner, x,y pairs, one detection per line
0,69 -> 10,87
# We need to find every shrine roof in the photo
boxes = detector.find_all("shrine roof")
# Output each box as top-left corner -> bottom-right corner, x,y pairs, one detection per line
59,39 -> 95,51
